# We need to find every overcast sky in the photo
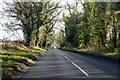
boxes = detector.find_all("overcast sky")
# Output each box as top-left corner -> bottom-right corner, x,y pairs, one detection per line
0,0 -> 83,41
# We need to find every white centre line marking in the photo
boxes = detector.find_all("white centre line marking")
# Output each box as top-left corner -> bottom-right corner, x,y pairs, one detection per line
64,56 -> 70,60
71,62 -> 89,76
61,53 -> 63,55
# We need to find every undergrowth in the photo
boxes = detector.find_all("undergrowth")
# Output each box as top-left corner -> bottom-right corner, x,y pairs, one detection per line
1,41 -> 45,78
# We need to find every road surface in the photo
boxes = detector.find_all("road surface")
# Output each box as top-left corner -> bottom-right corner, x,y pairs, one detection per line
16,49 -> 118,78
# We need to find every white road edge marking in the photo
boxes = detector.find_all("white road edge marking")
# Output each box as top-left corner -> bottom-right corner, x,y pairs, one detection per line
64,56 -> 70,60
71,62 -> 89,76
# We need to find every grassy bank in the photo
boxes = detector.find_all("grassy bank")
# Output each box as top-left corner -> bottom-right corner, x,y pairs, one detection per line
60,48 -> 120,60
77,50 -> 120,60
0,41 -> 45,78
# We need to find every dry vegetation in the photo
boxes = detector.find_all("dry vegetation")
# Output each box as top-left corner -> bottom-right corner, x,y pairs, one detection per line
0,41 -> 45,78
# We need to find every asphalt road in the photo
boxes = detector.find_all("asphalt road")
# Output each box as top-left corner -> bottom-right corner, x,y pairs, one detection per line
17,49 -> 118,78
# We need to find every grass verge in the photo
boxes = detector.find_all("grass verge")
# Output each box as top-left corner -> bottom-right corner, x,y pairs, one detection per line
1,41 -> 45,78
60,48 -> 120,61
77,50 -> 120,60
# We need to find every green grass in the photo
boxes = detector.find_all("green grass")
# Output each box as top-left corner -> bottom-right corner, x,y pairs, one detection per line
1,42 -> 45,78
62,48 -> 120,60
77,50 -> 120,60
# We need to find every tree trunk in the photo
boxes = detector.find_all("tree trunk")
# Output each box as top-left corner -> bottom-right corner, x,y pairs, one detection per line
113,15 -> 117,49
42,36 -> 47,47
26,33 -> 31,46
35,29 -> 39,46
113,25 -> 117,48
